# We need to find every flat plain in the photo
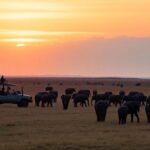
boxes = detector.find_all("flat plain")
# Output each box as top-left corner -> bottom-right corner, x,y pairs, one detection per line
0,77 -> 150,150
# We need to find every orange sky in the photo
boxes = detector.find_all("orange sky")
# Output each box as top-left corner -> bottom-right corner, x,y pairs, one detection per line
0,0 -> 150,77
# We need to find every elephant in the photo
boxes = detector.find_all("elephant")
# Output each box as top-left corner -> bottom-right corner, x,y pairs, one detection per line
145,97 -> 150,123
145,103 -> 150,123
123,93 -> 146,106
91,93 -> 109,105
35,92 -> 47,107
65,88 -> 76,95
72,93 -> 89,107
109,95 -> 122,107
35,92 -> 55,107
41,93 -> 54,107
128,91 -> 147,105
50,90 -> 58,103
78,90 -> 91,98
61,94 -> 71,110
95,101 -> 109,122
118,105 -> 128,124
123,101 -> 140,123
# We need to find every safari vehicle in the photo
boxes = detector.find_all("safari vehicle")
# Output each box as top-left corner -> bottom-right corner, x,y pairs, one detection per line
0,76 -> 32,107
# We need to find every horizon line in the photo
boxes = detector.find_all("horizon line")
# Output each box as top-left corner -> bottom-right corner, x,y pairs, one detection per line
5,75 -> 150,80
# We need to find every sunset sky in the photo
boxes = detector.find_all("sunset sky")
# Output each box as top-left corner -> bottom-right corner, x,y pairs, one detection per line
0,0 -> 150,77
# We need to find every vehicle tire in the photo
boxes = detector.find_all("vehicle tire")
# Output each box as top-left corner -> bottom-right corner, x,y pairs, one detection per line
17,99 -> 29,107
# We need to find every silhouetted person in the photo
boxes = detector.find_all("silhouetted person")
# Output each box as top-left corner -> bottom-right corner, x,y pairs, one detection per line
0,75 -> 6,94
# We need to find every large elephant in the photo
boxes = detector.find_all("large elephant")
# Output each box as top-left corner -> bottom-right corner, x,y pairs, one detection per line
41,93 -> 55,107
61,94 -> 71,110
95,101 -> 109,122
35,92 -> 55,107
128,91 -> 147,105
72,93 -> 89,107
123,101 -> 140,123
50,90 -> 58,103
35,92 -> 47,107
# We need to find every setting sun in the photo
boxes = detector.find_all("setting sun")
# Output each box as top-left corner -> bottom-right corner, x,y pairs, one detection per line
16,43 -> 25,47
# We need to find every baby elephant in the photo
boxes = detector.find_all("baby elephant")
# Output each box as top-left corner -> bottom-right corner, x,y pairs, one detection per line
118,105 -> 128,124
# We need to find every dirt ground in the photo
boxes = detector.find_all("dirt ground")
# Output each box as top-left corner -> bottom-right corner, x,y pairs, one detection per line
0,77 -> 150,150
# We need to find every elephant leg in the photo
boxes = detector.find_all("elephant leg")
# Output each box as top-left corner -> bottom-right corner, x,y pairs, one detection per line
135,112 -> 140,123
96,111 -> 100,122
50,101 -> 53,107
91,100 -> 93,106
123,116 -> 126,124
142,101 -> 145,105
64,104 -> 67,110
103,113 -> 106,121
119,101 -> 121,107
118,115 -> 121,124
124,119 -> 126,124
47,101 -> 49,107
37,101 -> 40,107
87,99 -> 89,106
131,113 -> 133,123
98,112 -> 102,121
41,101 -> 45,107
74,102 -> 77,107
84,102 -> 87,107
148,115 -> 150,123
124,115 -> 127,124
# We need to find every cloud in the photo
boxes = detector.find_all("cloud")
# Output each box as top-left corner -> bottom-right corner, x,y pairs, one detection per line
50,37 -> 150,77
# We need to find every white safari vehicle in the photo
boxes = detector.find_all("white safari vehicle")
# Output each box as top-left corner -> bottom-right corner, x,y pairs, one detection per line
0,77 -> 32,107
0,92 -> 32,107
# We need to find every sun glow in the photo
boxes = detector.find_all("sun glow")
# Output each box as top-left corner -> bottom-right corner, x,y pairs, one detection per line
16,43 -> 25,47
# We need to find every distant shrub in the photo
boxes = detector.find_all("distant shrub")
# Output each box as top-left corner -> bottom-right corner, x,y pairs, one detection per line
135,83 -> 141,86
59,83 -> 63,85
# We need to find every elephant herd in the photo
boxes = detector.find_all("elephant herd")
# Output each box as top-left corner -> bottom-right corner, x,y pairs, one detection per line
34,87 -> 150,125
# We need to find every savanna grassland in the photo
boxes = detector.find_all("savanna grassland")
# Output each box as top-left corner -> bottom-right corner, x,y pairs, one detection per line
0,77 -> 150,150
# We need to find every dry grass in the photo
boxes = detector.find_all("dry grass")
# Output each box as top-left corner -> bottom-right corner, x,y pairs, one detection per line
0,77 -> 150,150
